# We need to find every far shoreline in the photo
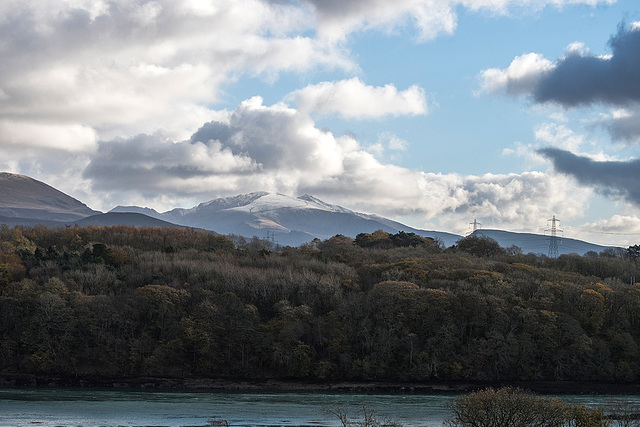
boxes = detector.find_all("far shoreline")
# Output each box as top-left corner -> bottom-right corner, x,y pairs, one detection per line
2,374 -> 640,395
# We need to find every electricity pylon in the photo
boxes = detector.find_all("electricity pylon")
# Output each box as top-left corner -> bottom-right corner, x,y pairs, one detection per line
469,219 -> 481,235
545,215 -> 562,258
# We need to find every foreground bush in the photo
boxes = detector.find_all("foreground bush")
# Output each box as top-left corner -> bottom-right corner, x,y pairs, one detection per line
445,387 -> 610,427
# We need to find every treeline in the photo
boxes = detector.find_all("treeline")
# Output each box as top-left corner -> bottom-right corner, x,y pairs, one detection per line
1,224 -> 640,384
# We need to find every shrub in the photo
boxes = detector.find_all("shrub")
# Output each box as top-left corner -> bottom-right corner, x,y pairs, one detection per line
445,387 -> 609,427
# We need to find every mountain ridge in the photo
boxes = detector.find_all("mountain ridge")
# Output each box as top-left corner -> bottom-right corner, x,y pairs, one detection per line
0,172 -> 99,221
112,191 -> 462,247
0,172 -> 621,254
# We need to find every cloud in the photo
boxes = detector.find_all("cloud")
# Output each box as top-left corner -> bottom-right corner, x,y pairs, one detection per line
575,214 -> 640,247
478,53 -> 555,96
380,132 -> 409,151
294,0 -> 457,41
582,214 -> 640,235
0,0 -> 617,148
481,23 -> 640,107
0,120 -> 97,153
534,24 -> 640,106
483,21 -> 640,214
1,0 -> 618,233
600,108 -> 640,144
296,0 -> 611,41
539,147 -> 640,205
84,132 -> 258,193
83,97 -> 590,232
482,22 -> 640,143
84,97 -> 348,198
0,0 -> 353,143
534,122 -> 585,152
289,77 -> 428,119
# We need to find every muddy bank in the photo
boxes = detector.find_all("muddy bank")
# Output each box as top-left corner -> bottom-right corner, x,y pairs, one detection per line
1,374 -> 639,395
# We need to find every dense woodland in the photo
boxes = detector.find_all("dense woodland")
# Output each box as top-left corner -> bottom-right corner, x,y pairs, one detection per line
1,224 -> 640,385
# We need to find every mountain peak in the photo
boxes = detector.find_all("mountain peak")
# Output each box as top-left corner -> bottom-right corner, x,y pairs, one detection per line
0,172 -> 99,221
225,192 -> 313,213
196,191 -> 271,211
192,192 -> 346,214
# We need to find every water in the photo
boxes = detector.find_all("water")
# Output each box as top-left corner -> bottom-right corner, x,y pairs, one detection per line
1,388 -> 639,427
0,388 -> 452,427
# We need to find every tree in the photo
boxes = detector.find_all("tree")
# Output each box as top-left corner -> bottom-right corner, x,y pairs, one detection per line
390,231 -> 426,248
319,235 -> 355,261
445,387 -> 609,427
455,236 -> 506,258
355,230 -> 393,249
328,406 -> 402,427
628,245 -> 640,265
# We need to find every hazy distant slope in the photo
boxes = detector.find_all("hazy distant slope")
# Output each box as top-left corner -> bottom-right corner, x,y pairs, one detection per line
0,172 -> 99,222
356,212 -> 461,247
109,206 -> 166,220
73,212 -> 187,228
473,229 -> 617,256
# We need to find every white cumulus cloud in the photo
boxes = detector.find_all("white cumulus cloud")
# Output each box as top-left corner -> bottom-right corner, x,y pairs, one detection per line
290,77 -> 428,119
0,120 -> 97,153
478,53 -> 555,96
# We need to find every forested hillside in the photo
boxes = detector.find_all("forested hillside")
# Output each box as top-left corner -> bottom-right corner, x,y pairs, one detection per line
1,224 -> 639,385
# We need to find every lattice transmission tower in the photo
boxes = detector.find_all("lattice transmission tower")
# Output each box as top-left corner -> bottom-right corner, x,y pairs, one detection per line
265,230 -> 277,247
545,215 -> 562,258
469,219 -> 482,235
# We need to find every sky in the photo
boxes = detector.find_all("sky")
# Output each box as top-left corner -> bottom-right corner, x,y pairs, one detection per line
2,0 -> 640,247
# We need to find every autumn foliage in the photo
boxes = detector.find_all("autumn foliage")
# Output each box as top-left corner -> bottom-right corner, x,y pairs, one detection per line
1,224 -> 639,384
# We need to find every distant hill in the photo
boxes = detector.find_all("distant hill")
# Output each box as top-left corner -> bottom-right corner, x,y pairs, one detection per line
472,229 -> 617,256
72,212 -> 189,228
0,172 -> 99,222
112,192 -> 462,247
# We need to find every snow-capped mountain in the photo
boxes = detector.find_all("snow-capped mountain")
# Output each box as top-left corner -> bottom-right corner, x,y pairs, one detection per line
111,192 -> 621,253
112,192 -> 461,247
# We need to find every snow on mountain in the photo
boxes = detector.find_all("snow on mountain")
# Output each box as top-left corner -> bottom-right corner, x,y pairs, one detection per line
196,192 -> 270,212
228,193 -> 325,214
296,194 -> 355,214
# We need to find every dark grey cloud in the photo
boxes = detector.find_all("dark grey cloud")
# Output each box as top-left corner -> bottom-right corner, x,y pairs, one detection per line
296,0 -> 369,17
538,147 -> 640,204
605,111 -> 640,143
84,132 -> 256,193
533,24 -> 640,107
189,122 -> 236,145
